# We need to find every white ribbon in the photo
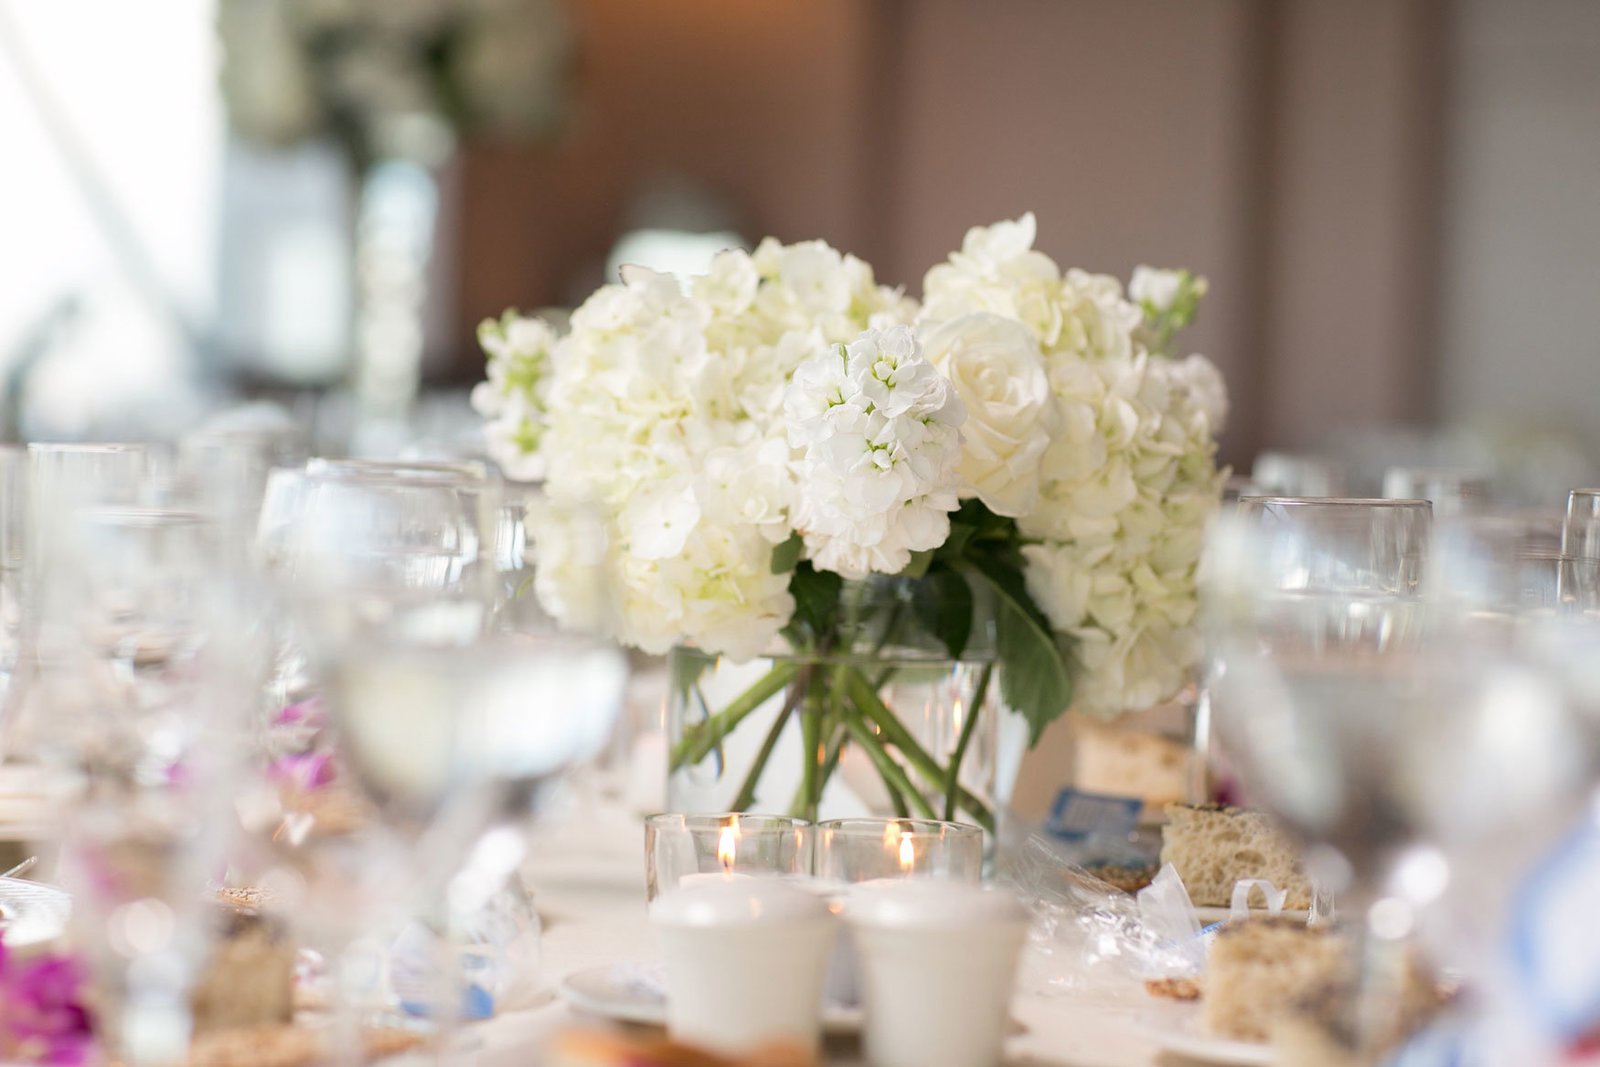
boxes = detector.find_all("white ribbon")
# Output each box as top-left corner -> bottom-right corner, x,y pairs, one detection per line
1229,878 -> 1287,921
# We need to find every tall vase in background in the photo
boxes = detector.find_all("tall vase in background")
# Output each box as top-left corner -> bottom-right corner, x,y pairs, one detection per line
350,118 -> 457,454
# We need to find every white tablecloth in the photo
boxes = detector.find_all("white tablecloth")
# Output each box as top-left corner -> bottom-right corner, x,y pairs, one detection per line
469,808 -> 1204,1067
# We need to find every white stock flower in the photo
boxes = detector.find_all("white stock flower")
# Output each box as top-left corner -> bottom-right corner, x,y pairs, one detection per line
920,313 -> 1060,517
473,312 -> 561,480
1129,266 -> 1185,313
784,325 -> 965,580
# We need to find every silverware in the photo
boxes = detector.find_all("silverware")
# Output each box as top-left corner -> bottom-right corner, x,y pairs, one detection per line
1,856 -> 37,879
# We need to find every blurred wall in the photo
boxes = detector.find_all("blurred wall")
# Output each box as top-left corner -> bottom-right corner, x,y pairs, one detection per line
1437,0 -> 1600,458
456,0 -> 1447,471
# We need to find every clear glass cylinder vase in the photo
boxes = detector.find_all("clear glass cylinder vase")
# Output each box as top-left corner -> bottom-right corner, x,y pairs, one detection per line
665,645 -> 1006,836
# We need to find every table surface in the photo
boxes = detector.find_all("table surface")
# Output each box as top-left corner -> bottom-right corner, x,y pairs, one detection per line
476,807 -> 1217,1067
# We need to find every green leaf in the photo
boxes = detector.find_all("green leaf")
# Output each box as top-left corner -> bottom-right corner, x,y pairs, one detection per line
966,554 -> 1073,747
669,647 -> 712,705
787,563 -> 843,641
900,549 -> 934,580
770,531 -> 803,574
910,566 -> 973,660
939,521 -> 975,560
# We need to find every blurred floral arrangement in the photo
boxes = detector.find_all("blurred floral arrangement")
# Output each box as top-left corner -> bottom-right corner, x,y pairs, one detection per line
474,215 -> 1224,745
0,937 -> 93,1065
217,0 -> 575,163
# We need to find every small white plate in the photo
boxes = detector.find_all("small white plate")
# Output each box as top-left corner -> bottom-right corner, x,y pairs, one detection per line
1194,907 -> 1311,925
0,878 -> 71,946
559,964 -> 862,1034
1136,1002 -> 1272,1066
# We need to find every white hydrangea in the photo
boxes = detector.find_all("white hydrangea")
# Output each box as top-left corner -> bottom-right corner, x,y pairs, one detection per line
471,312 -> 561,481
783,326 -> 966,580
519,240 -> 916,659
923,217 -> 1225,716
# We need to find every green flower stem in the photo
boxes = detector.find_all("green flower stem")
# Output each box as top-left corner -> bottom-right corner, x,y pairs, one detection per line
844,668 -> 995,834
943,663 -> 992,822
669,662 -> 800,771
799,674 -> 823,823
730,686 -> 801,812
843,712 -> 932,819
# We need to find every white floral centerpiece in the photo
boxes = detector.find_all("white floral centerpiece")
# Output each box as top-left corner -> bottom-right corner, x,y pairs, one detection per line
474,215 -> 1225,826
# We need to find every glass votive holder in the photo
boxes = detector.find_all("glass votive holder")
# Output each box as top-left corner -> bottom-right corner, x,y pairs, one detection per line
814,818 -> 983,884
644,813 -> 811,900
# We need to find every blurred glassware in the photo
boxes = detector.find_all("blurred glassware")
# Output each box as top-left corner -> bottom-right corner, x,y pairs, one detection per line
39,504 -> 259,1067
178,422 -> 308,546
258,463 -> 499,651
3,443 -> 153,759
323,632 -> 627,1028
644,813 -> 811,901
1562,489 -> 1600,561
1250,451 -> 1347,498
0,446 -> 26,703
1381,466 -> 1490,519
1204,497 -> 1433,1051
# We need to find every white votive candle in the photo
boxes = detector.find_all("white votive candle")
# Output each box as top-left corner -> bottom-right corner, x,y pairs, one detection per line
845,882 -> 1028,1067
650,878 -> 838,1055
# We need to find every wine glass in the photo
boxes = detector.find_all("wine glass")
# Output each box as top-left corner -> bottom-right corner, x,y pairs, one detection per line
1204,497 -> 1433,1049
36,505 -> 257,1067
321,632 -> 628,1035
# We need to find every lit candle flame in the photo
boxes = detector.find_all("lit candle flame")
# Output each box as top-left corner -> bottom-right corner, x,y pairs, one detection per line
717,823 -> 738,870
898,829 -> 915,872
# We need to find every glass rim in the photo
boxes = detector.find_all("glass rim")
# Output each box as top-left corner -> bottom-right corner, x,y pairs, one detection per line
26,442 -> 148,455
815,817 -> 982,838
1237,495 -> 1432,509
307,458 -> 495,484
644,812 -> 810,829
80,505 -> 208,528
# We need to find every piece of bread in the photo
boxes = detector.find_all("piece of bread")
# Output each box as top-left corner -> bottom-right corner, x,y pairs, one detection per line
547,1030 -> 817,1067
1144,976 -> 1203,1001
1083,863 -> 1159,894
1072,717 -> 1191,817
1204,918 -> 1352,1042
1159,804 -> 1312,908
188,1023 -> 421,1067
190,901 -> 297,1033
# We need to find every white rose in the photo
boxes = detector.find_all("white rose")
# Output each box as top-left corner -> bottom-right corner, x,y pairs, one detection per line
919,313 -> 1060,517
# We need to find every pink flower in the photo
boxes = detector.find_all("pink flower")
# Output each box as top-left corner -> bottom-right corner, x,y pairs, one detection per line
0,940 -> 94,1065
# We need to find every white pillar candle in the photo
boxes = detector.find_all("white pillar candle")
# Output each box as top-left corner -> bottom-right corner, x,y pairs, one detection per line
650,879 -> 838,1055
845,882 -> 1029,1067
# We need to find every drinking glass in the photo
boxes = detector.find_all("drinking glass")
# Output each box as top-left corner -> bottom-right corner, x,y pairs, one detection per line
322,633 -> 628,1029
1562,489 -> 1600,561
813,818 -> 983,884
37,505 -> 256,1067
1205,497 -> 1432,1050
644,813 -> 811,900
1381,466 -> 1489,519
0,446 -> 26,703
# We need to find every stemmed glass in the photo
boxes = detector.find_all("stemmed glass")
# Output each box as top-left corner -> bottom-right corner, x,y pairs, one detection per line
36,504 -> 257,1067
1204,497 -> 1433,1049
